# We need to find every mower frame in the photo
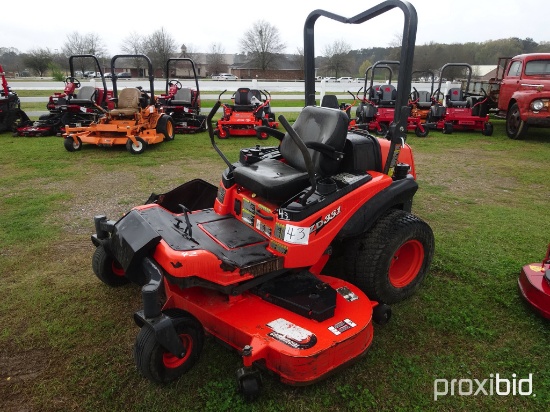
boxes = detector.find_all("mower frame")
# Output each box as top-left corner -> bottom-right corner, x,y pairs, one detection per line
90,0 -> 433,400
0,65 -> 29,133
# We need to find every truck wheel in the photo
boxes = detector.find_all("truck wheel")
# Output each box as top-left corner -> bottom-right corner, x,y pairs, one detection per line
92,245 -> 129,286
64,136 -> 82,152
344,209 -> 434,304
506,103 -> 527,139
157,114 -> 175,141
134,312 -> 204,383
126,137 -> 147,154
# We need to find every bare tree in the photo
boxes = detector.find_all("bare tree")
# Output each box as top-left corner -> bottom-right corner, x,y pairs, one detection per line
206,43 -> 227,76
62,32 -> 107,73
143,27 -> 177,77
23,48 -> 52,77
322,40 -> 352,78
120,31 -> 147,74
239,20 -> 286,70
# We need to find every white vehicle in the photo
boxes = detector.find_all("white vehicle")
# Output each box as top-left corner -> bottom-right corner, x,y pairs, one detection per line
215,73 -> 238,80
337,77 -> 353,82
323,76 -> 336,82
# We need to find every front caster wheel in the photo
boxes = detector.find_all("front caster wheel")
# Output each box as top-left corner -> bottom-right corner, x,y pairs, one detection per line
236,367 -> 262,402
126,137 -> 147,154
64,136 -> 82,152
92,245 -> 129,287
134,311 -> 204,383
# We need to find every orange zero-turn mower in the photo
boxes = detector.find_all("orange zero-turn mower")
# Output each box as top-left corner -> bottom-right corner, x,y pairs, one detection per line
518,244 -> 550,319
63,54 -> 175,154
90,1 -> 433,400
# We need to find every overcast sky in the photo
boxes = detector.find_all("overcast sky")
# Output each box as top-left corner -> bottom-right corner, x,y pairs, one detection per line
2,1 -> 549,56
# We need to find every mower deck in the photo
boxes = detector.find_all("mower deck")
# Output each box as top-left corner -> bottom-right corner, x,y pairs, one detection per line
67,119 -> 165,146
518,260 -> 550,319
152,274 -> 374,386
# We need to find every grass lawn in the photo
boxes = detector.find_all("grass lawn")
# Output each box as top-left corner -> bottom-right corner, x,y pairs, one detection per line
0,118 -> 548,411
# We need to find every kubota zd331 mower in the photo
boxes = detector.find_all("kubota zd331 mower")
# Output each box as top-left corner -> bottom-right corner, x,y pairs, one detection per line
518,244 -> 550,319
89,1 -> 433,400
0,65 -> 29,133
156,58 -> 206,134
63,54 -> 174,154
215,88 -> 278,139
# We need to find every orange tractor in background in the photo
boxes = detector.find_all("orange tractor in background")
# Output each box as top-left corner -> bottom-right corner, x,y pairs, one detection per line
63,54 -> 174,154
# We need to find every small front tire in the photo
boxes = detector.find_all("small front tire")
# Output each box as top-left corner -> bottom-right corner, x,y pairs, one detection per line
92,245 -> 129,287
64,136 -> 82,152
134,312 -> 204,383
126,137 -> 147,154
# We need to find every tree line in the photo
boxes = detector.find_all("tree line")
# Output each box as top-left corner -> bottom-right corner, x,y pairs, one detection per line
1,21 -> 547,79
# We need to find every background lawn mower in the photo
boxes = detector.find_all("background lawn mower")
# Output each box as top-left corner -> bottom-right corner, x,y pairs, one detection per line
518,244 -> 550,319
353,62 -> 429,137
0,64 -> 30,133
16,55 -> 113,137
215,88 -> 278,139
409,70 -> 435,120
156,58 -> 206,134
63,54 -> 175,154
426,63 -> 493,135
89,0 -> 433,400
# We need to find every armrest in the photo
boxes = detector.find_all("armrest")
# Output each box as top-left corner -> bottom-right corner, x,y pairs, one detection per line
305,141 -> 344,161
255,125 -> 285,140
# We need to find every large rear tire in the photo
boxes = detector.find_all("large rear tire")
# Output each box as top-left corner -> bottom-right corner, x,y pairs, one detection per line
134,311 -> 204,383
157,114 -> 176,141
344,209 -> 434,304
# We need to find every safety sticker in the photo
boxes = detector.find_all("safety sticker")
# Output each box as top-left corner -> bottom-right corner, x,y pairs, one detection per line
328,319 -> 357,336
267,318 -> 317,349
336,286 -> 359,302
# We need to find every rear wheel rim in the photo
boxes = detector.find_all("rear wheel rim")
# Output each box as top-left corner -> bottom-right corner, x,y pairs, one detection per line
389,239 -> 424,288
162,334 -> 193,369
111,261 -> 125,277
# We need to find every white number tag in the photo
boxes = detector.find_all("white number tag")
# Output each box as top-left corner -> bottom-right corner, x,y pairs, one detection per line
283,224 -> 310,245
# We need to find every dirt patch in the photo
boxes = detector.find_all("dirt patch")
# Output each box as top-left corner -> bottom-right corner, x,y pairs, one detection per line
0,349 -> 52,412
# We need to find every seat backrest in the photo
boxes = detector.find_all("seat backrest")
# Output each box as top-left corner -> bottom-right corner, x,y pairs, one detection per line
173,88 -> 192,104
448,88 -> 464,102
279,106 -> 349,176
234,88 -> 251,105
117,88 -> 141,109
417,90 -> 430,103
379,84 -> 397,101
75,86 -> 97,102
321,94 -> 339,109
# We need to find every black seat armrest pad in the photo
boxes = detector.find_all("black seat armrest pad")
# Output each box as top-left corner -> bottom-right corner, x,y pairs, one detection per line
255,126 -> 285,140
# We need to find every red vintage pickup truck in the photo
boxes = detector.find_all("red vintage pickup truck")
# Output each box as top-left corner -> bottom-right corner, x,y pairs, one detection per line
496,53 -> 550,139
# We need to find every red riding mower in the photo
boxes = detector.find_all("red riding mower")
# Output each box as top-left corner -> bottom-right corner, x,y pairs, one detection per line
425,63 -> 493,135
518,244 -> 550,319
0,64 -> 30,133
16,55 -> 113,137
215,88 -> 278,139
89,1 -> 432,400
354,61 -> 429,137
156,58 -> 206,134
63,54 -> 174,154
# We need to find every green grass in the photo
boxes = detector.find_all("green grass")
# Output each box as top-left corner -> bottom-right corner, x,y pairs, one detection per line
0,118 -> 548,411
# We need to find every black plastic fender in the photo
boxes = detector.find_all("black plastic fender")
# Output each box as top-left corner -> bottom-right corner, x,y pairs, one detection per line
336,177 -> 418,240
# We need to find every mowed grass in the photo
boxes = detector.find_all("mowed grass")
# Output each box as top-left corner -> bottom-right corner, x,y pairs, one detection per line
0,117 -> 549,412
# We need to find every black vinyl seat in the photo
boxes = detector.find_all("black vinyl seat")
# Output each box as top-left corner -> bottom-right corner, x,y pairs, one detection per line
321,95 -> 340,109
171,88 -> 192,105
377,84 -> 397,107
233,106 -> 349,203
446,88 -> 468,107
